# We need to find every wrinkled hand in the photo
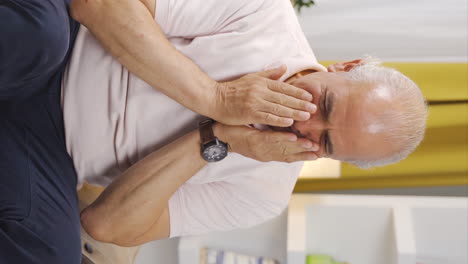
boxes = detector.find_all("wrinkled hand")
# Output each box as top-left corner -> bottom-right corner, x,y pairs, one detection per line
215,124 -> 319,163
212,66 -> 317,127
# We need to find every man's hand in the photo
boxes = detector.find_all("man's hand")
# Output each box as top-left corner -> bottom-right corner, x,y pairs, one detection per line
213,66 -> 317,127
215,123 -> 319,163
71,1 -> 316,127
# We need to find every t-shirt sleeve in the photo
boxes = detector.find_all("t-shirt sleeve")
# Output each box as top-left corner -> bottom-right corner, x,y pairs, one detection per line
167,156 -> 303,237
155,0 -> 265,38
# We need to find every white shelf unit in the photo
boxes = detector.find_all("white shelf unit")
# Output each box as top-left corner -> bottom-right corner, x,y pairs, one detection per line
288,194 -> 468,264
177,209 -> 289,264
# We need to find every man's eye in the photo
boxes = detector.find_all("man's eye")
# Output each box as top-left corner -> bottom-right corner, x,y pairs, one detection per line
321,89 -> 327,115
324,133 -> 328,155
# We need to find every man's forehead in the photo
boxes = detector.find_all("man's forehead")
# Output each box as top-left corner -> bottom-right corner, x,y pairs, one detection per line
371,85 -> 392,101
333,94 -> 393,160
334,127 -> 392,162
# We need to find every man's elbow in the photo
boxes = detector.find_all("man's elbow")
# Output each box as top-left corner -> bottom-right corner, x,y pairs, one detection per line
69,0 -> 104,24
80,208 -> 141,247
69,0 -> 86,23
80,207 -> 115,244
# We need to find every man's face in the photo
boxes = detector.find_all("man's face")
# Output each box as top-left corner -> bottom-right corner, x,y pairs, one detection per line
289,72 -> 396,162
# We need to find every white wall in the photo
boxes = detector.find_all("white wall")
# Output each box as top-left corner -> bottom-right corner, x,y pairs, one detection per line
297,0 -> 468,62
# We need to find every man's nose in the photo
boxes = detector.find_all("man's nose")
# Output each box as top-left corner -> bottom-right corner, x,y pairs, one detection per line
294,124 -> 324,143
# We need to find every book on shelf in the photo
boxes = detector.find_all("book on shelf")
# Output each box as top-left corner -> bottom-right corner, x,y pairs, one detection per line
306,255 -> 348,264
200,248 -> 279,264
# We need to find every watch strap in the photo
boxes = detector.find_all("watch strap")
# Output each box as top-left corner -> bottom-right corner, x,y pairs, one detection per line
199,119 -> 216,145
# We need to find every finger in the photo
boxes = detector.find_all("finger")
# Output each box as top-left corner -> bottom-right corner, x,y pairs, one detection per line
262,132 -> 319,150
285,152 -> 319,162
296,138 -> 320,151
254,65 -> 287,80
262,131 -> 298,142
267,80 -> 313,102
280,138 -> 319,155
260,102 -> 311,121
264,92 -> 317,114
256,112 -> 294,127
260,134 -> 319,156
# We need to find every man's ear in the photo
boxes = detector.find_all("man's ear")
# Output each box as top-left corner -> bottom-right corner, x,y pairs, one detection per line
327,59 -> 364,72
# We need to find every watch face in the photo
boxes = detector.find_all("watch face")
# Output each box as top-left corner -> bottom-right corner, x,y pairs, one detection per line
203,144 -> 228,162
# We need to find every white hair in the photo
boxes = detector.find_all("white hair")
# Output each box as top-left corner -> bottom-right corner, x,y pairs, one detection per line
341,57 -> 428,169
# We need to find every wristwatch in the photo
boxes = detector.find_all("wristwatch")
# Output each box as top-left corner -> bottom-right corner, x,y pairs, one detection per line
199,119 -> 228,162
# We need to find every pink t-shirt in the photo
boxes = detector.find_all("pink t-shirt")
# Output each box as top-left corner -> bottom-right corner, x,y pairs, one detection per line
62,0 -> 326,237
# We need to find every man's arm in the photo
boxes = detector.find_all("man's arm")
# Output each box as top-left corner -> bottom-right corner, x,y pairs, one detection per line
80,123 -> 317,246
69,0 -> 316,127
70,0 -> 215,116
80,126 -> 206,245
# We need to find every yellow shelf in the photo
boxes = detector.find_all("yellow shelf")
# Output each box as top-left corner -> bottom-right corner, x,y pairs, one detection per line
341,105 -> 468,178
294,173 -> 468,192
320,61 -> 468,102
383,62 -> 468,102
